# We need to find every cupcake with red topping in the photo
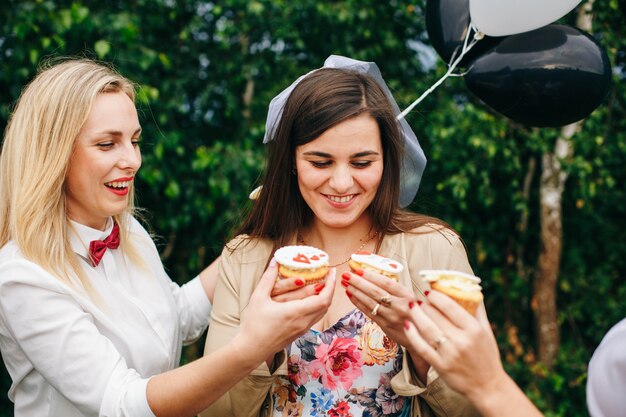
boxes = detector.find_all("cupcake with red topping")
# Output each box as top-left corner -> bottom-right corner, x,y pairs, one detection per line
348,251 -> 403,281
273,245 -> 329,285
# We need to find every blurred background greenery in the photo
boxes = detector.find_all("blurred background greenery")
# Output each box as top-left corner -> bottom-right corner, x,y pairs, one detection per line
1,1 -> 624,416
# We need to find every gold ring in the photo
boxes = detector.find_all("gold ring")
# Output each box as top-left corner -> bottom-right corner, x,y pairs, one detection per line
371,303 -> 381,316
432,336 -> 448,351
380,293 -> 392,306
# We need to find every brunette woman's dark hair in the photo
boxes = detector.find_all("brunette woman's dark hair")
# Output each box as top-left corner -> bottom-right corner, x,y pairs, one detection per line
233,68 -> 449,252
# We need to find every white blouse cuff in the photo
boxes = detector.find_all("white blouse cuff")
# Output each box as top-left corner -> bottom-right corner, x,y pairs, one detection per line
101,375 -> 156,417
130,378 -> 157,417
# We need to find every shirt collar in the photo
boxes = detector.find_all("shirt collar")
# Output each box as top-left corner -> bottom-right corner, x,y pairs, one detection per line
69,218 -> 115,259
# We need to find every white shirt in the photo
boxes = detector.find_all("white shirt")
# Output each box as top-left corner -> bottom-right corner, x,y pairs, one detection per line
0,217 -> 212,416
587,318 -> 626,417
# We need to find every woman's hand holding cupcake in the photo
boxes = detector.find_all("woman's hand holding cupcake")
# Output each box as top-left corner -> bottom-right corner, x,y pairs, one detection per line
403,290 -> 499,395
402,291 -> 543,417
340,268 -> 432,383
244,259 -> 335,370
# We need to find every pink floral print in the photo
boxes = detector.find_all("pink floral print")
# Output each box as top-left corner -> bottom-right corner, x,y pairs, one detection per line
271,310 -> 410,417
309,338 -> 363,390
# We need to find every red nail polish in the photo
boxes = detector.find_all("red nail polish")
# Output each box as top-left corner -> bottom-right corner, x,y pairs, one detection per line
417,300 -> 423,306
354,269 -> 364,276
424,290 -> 430,296
295,279 -> 304,286
408,301 -> 414,309
404,320 -> 411,330
341,280 -> 349,287
346,290 -> 353,298
341,272 -> 351,281
314,283 -> 324,293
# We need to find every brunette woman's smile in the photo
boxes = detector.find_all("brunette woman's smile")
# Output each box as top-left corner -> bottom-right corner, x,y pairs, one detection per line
324,193 -> 358,208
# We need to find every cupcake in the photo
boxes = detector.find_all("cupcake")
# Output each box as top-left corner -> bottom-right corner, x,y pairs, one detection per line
273,245 -> 329,285
348,251 -> 403,281
419,269 -> 483,314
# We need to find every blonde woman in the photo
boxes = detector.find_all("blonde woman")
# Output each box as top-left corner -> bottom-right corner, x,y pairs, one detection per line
0,59 -> 333,417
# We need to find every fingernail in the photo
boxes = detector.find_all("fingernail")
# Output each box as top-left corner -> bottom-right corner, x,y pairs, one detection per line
346,290 -> 353,298
341,280 -> 349,287
408,301 -> 414,309
417,300 -> 423,306
314,283 -> 325,293
269,258 -> 278,268
404,320 -> 411,330
341,272 -> 351,281
424,290 -> 430,296
295,279 -> 304,286
354,269 -> 364,276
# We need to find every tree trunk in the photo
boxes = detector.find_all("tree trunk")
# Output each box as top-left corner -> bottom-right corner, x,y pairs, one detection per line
533,128 -> 573,369
532,1 -> 594,369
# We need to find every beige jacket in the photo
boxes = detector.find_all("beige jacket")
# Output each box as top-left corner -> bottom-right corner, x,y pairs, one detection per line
200,226 -> 480,417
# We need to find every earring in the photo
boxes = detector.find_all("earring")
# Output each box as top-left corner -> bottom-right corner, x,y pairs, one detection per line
292,167 -> 297,175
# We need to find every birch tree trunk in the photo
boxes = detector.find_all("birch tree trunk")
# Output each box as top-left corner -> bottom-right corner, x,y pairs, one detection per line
532,1 -> 594,369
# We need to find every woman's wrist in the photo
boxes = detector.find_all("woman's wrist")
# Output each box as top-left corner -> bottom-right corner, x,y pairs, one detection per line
466,371 -> 533,417
229,332 -> 267,371
467,366 -> 508,400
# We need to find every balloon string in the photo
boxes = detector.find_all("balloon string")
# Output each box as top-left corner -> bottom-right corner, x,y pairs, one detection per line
397,22 -> 482,121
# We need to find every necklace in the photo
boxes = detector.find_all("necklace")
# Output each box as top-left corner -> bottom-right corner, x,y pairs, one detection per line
297,230 -> 379,268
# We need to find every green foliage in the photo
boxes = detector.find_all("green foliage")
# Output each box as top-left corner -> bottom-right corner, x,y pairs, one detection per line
1,1 -> 625,416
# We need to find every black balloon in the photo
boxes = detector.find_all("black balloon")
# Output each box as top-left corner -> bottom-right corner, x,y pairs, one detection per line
426,0 -> 470,63
464,25 -> 612,128
425,0 -> 501,67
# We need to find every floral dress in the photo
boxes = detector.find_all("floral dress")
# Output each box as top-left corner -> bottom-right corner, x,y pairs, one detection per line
271,309 -> 411,417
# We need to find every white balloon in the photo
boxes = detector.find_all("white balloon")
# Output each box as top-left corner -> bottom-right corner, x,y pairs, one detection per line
469,0 -> 582,37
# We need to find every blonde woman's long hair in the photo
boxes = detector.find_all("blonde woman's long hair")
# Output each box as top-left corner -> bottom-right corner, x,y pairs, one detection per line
0,58 -> 141,296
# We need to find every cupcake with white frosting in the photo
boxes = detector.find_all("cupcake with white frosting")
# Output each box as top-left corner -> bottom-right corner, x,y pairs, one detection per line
419,269 -> 483,314
273,245 -> 329,285
348,251 -> 403,281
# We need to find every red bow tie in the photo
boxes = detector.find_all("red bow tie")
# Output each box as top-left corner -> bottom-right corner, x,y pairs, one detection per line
89,223 -> 120,267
